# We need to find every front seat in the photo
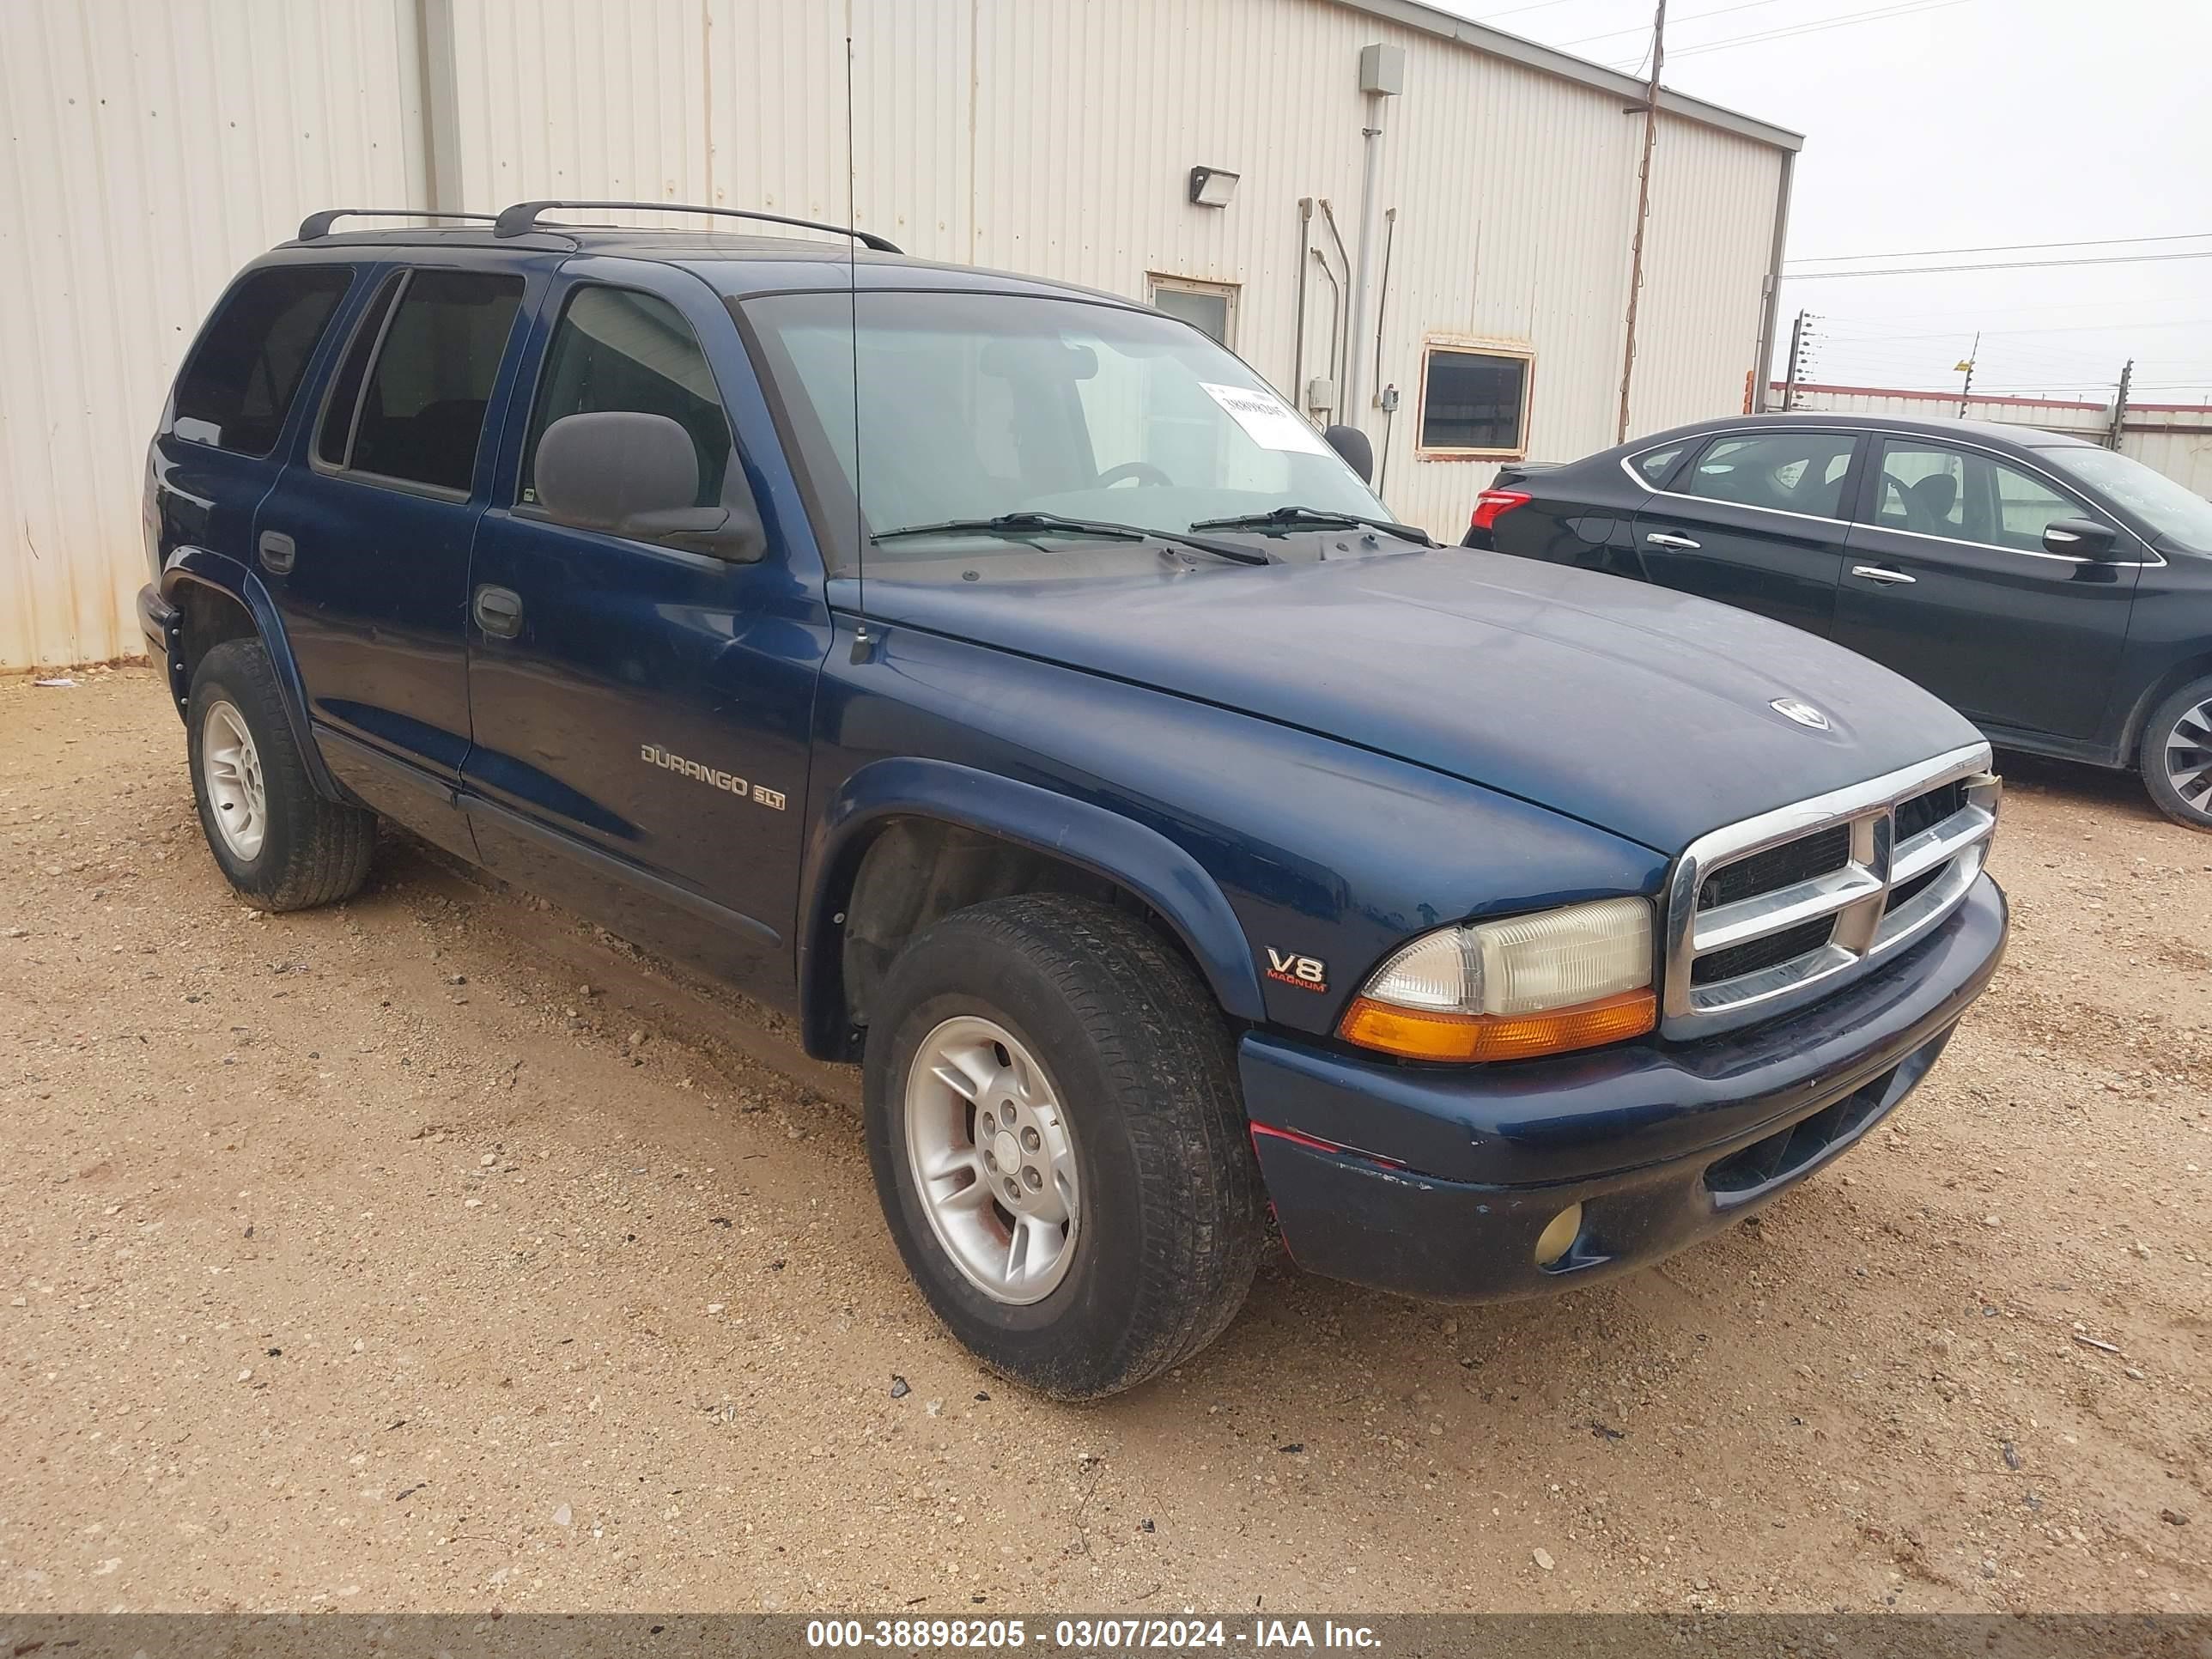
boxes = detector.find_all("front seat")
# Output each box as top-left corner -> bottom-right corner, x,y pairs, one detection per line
1905,471 -> 1958,534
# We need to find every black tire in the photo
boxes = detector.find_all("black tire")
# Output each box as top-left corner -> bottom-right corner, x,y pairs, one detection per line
863,895 -> 1266,1400
2140,675 -> 2212,831
186,640 -> 376,909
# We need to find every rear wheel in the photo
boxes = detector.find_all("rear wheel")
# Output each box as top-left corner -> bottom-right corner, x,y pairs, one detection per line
2141,676 -> 2212,830
863,895 -> 1266,1399
187,640 -> 376,908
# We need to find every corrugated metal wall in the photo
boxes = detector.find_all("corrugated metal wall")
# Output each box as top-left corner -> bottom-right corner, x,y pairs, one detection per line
1778,384 -> 2212,497
1,0 -> 1790,668
0,0 -> 424,669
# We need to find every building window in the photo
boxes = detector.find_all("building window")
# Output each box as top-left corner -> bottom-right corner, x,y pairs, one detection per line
1417,343 -> 1532,458
1148,275 -> 1237,347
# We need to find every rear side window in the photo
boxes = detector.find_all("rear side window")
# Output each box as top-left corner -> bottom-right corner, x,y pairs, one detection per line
339,270 -> 525,493
520,285 -> 734,507
172,265 -> 356,457
1680,430 -> 1857,518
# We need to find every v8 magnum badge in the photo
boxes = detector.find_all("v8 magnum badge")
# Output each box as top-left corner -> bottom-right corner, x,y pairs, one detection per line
1265,948 -> 1328,992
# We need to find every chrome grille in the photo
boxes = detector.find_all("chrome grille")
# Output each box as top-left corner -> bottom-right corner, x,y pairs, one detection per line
1661,744 -> 1999,1037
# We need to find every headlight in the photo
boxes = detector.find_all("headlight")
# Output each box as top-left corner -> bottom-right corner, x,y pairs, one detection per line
1338,896 -> 1656,1062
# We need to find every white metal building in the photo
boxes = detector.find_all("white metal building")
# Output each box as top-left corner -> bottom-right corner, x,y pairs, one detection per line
1774,382 -> 2212,499
1,0 -> 1801,670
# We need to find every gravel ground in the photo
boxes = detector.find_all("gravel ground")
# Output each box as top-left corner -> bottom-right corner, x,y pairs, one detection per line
1,664 -> 2206,1615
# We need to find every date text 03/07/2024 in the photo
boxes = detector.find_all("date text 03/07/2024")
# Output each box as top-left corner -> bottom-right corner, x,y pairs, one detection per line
803,1617 -> 1382,1650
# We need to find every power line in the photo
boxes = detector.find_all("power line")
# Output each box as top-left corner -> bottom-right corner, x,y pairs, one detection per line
1605,0 -> 1974,64
1561,0 -> 1799,46
1792,230 -> 2212,264
1784,249 -> 2212,280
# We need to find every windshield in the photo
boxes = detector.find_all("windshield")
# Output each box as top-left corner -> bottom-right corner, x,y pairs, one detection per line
739,288 -> 1392,577
2039,444 -> 2212,554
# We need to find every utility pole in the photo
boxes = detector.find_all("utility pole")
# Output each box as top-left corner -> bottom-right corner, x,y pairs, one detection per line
2107,358 -> 2133,449
1955,331 -> 1978,418
1781,308 -> 1808,411
1614,0 -> 1666,444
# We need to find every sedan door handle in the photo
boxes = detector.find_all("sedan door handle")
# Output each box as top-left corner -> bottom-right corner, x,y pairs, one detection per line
473,584 -> 525,639
1644,532 -> 1701,550
257,530 -> 295,575
1850,564 -> 1917,586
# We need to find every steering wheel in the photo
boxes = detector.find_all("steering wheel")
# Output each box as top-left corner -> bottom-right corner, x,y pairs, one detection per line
1096,460 -> 1174,488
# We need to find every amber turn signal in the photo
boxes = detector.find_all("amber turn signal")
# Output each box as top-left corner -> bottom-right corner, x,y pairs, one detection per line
1339,987 -> 1657,1063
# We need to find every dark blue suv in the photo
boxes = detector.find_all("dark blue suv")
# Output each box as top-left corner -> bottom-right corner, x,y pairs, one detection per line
141,204 -> 2008,1398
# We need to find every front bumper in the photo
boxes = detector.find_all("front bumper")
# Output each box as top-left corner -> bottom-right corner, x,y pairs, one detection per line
1243,872 -> 2008,1302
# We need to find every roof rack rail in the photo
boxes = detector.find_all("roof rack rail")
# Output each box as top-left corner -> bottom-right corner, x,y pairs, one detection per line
296,208 -> 500,240
490,199 -> 902,254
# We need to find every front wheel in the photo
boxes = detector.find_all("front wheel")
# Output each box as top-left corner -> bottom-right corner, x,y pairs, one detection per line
2141,676 -> 2212,830
863,896 -> 1266,1399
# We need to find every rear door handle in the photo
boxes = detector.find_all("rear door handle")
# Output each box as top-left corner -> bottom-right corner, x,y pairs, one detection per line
1645,532 -> 1700,550
1850,564 -> 1917,586
473,584 -> 524,639
257,531 -> 295,575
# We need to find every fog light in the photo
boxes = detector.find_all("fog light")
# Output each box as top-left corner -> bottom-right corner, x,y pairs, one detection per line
1534,1203 -> 1583,1268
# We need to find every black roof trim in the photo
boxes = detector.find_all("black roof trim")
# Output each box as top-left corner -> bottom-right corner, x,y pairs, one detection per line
297,208 -> 499,240
491,199 -> 902,253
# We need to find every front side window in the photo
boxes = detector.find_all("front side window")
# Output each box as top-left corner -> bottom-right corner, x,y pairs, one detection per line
1681,430 -> 1856,518
172,264 -> 356,456
742,289 -> 1389,580
521,285 -> 735,508
1417,346 -> 1531,456
336,270 -> 524,493
1871,440 -> 2100,552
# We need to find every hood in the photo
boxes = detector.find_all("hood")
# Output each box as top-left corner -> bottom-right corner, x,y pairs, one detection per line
861,548 -> 1986,854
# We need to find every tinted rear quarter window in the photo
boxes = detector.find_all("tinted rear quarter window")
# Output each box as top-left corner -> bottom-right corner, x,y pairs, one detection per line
344,270 -> 525,493
172,264 -> 356,456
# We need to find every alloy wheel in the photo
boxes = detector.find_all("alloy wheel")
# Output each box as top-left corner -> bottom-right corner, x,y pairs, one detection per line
200,699 -> 269,860
2166,696 -> 2212,814
904,1015 -> 1080,1304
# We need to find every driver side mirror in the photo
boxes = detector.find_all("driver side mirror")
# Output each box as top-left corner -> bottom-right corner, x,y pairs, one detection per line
2044,516 -> 2120,560
1323,422 -> 1374,484
534,410 -> 766,562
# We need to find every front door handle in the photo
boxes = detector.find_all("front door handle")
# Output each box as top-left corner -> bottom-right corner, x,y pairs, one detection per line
473,584 -> 525,639
1850,564 -> 1917,586
257,530 -> 295,575
1645,532 -> 1701,550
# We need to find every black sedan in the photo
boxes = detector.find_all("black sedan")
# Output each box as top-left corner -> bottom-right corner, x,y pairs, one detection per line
1464,411 -> 2212,830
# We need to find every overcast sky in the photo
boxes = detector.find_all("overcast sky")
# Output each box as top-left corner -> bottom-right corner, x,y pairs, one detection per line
1439,0 -> 2212,404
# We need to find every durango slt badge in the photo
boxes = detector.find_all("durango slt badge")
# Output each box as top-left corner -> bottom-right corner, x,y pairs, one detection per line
640,743 -> 786,811
1770,698 -> 1832,732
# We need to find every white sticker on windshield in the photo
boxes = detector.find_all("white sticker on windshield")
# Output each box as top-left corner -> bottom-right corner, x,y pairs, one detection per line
1200,382 -> 1331,455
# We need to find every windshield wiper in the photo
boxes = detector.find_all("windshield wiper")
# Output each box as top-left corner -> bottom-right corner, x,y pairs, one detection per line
1189,505 -> 1435,546
872,512 -> 1270,566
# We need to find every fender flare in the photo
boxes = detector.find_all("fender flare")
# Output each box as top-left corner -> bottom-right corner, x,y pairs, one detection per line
799,757 -> 1269,1047
162,550 -> 343,801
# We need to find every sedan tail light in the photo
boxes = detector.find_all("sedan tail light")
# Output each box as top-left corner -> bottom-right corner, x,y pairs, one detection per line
1470,489 -> 1531,533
